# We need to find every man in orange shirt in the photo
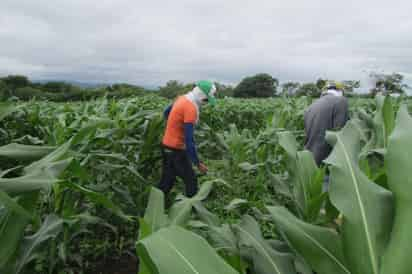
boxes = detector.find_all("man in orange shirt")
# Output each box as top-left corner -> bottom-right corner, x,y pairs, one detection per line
158,80 -> 217,198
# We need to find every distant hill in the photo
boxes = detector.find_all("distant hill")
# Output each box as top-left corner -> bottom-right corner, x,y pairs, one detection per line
33,80 -> 158,90
33,80 -> 109,89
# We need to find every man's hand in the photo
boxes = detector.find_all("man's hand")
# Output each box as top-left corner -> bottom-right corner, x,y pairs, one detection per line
197,162 -> 208,174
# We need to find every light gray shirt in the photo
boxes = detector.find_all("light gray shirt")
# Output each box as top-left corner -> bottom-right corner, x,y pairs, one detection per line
304,94 -> 349,166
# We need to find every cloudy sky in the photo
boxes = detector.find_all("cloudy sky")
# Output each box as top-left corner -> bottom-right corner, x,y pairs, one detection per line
1,0 -> 411,87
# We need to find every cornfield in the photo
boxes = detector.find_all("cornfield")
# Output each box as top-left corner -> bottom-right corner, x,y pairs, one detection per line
0,94 -> 411,274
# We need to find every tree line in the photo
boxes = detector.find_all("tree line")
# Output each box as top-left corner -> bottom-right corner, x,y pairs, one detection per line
0,75 -> 154,101
0,72 -> 408,101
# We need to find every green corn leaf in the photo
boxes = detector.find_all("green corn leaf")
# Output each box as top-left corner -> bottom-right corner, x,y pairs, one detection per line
233,215 -> 295,274
0,143 -> 55,162
144,187 -> 168,234
325,121 -> 393,274
137,226 -> 239,274
63,181 -> 131,222
381,105 -> 412,274
13,214 -> 63,274
267,206 -> 350,274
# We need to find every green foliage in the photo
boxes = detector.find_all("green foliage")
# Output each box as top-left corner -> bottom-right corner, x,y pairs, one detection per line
1,93 -> 412,273
325,122 -> 393,274
234,73 -> 278,98
268,207 -> 350,274
41,81 -> 73,93
215,82 -> 234,98
0,80 -> 9,100
315,78 -> 327,91
0,75 -> 30,90
370,72 -> 407,95
341,80 -> 360,93
13,87 -> 47,100
296,83 -> 321,97
281,82 -> 300,96
381,105 -> 412,273
158,80 -> 193,99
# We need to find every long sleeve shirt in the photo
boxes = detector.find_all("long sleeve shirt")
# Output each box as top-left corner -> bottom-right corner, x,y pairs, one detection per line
163,101 -> 200,165
304,94 -> 349,166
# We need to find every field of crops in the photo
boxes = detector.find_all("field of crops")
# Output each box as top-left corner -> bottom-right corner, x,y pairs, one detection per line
0,94 -> 411,274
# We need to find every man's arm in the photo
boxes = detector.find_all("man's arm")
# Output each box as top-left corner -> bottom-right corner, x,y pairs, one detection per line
333,99 -> 349,129
184,123 -> 200,166
163,104 -> 173,120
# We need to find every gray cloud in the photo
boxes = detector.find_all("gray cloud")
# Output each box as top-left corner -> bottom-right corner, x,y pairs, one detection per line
1,0 -> 412,87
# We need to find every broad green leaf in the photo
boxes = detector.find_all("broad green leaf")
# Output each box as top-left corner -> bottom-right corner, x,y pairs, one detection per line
192,202 -> 220,226
0,159 -> 71,195
193,181 -> 214,201
139,218 -> 152,240
144,187 -> 168,234
373,95 -> 395,148
0,104 -> 18,122
278,131 -> 298,158
169,181 -> 214,226
63,181 -> 131,221
70,119 -> 114,145
325,121 -> 393,274
238,162 -> 264,171
0,143 -> 55,162
207,224 -> 238,253
296,150 -> 325,221
0,192 -> 38,269
12,214 -> 63,274
0,166 -> 23,178
223,254 -> 249,274
234,215 -> 295,274
278,132 -> 306,214
267,206 -> 350,274
0,190 -> 32,220
224,198 -> 248,211
279,131 -> 324,221
23,141 -> 72,175
137,226 -> 239,274
381,105 -> 412,274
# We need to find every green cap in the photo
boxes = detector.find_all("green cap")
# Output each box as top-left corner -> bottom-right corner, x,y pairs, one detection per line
196,80 -> 216,106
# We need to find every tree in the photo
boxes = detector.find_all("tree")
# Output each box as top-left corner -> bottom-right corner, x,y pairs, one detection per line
233,73 -> 278,98
370,72 -> 407,95
296,83 -> 321,97
13,87 -> 46,100
342,80 -> 360,93
215,82 -> 234,98
158,80 -> 193,99
315,78 -> 327,91
0,80 -> 8,100
42,81 -> 72,93
1,75 -> 30,90
281,82 -> 301,96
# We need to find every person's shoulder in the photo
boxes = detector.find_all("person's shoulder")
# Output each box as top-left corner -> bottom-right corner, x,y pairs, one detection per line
334,96 -> 348,104
322,94 -> 347,103
174,96 -> 193,107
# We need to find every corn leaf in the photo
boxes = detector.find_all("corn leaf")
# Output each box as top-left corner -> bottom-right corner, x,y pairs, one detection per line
381,105 -> 412,274
137,226 -> 239,274
233,215 -> 295,274
267,206 -> 350,274
325,121 -> 393,274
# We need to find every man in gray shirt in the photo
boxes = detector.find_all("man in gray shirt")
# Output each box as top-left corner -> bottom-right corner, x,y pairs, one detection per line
304,81 -> 349,166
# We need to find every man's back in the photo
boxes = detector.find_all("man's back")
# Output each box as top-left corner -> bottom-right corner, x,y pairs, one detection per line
304,94 -> 349,165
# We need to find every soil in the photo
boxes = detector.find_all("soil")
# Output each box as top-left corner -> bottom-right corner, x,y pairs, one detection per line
91,253 -> 139,274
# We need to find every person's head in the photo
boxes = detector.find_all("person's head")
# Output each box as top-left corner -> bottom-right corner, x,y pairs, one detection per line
326,81 -> 344,92
191,80 -> 217,105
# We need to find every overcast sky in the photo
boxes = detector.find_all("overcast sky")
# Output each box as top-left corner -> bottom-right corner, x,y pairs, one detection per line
1,0 -> 411,87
